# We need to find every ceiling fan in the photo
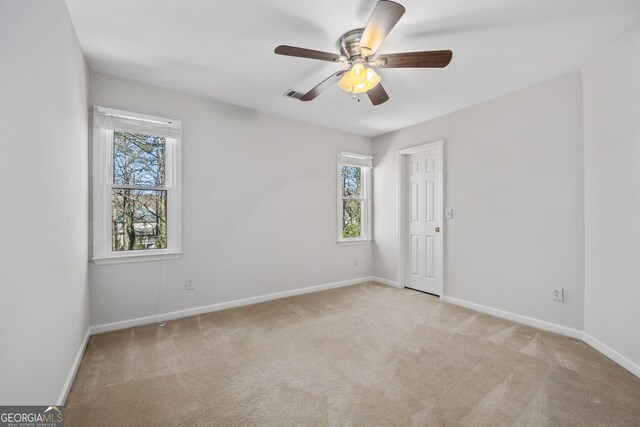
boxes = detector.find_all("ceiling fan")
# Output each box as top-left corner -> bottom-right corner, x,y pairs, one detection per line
274,0 -> 453,106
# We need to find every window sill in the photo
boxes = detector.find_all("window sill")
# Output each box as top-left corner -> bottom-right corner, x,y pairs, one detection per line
92,251 -> 183,265
337,239 -> 372,246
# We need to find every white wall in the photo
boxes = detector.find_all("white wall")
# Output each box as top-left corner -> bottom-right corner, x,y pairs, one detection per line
372,72 -> 585,330
88,72 -> 372,327
583,23 -> 640,372
0,0 -> 90,404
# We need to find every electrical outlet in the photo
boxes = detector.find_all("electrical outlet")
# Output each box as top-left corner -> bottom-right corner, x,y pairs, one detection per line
552,287 -> 563,302
353,258 -> 359,267
185,277 -> 194,291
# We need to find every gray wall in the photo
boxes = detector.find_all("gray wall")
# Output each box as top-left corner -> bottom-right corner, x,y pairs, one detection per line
0,0 -> 90,404
372,72 -> 585,330
583,22 -> 640,371
88,72 -> 372,327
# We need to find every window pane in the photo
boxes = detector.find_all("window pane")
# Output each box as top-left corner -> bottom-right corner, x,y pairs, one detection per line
113,131 -> 166,187
342,199 -> 362,238
112,189 -> 167,251
341,165 -> 361,197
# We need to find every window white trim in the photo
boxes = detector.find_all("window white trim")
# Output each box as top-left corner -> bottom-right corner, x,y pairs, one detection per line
91,251 -> 183,266
337,151 -> 373,168
91,106 -> 182,264
337,152 -> 372,244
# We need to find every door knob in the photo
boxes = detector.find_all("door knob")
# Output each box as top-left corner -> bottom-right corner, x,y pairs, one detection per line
435,227 -> 440,232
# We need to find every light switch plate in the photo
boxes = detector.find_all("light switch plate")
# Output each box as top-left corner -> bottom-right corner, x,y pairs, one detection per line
445,208 -> 453,219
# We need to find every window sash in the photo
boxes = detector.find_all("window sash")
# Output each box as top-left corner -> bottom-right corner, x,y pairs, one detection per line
111,188 -> 168,251
106,132 -> 176,253
341,199 -> 365,239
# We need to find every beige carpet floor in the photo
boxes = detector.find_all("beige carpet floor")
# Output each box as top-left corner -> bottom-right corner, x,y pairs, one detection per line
65,282 -> 640,426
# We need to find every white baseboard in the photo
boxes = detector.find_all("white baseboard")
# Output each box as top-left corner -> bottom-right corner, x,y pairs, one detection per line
442,296 -> 584,340
90,277 -> 371,335
370,276 -> 401,288
57,329 -> 90,405
583,333 -> 640,378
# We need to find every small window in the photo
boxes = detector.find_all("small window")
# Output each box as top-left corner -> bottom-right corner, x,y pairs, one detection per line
337,152 -> 372,243
92,106 -> 182,264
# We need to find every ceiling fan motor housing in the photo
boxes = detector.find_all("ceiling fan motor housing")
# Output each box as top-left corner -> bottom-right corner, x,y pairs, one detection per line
339,29 -> 366,60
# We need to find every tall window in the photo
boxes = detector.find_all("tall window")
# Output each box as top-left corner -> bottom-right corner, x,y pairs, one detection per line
92,106 -> 182,264
338,152 -> 372,243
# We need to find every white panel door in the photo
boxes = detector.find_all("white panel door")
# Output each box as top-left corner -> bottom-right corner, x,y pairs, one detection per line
405,148 -> 442,295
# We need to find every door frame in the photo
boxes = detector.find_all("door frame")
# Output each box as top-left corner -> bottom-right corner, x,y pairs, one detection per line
397,140 -> 444,298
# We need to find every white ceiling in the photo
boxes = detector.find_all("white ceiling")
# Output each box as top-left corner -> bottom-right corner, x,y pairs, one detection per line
65,0 -> 640,137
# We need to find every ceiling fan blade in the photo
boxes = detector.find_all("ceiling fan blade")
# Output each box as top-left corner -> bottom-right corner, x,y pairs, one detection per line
377,50 -> 453,68
274,45 -> 342,62
300,71 -> 347,101
367,83 -> 389,106
358,0 -> 406,56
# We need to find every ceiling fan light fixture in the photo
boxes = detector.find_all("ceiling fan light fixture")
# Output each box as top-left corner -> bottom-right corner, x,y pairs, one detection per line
337,73 -> 353,92
364,67 -> 381,91
350,63 -> 368,85
338,65 -> 381,94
